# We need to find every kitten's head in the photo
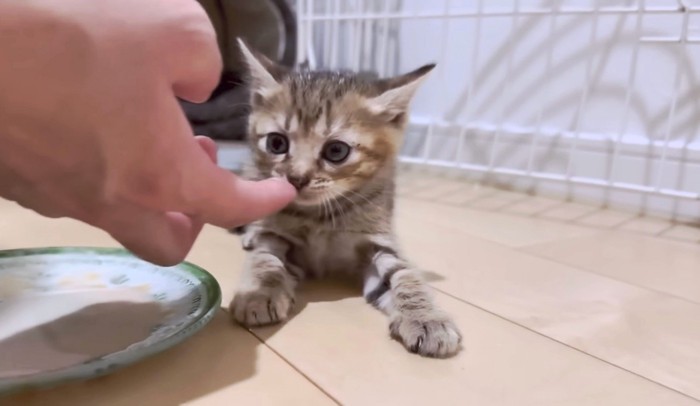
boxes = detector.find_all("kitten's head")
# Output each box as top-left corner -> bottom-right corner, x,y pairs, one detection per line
239,39 -> 434,207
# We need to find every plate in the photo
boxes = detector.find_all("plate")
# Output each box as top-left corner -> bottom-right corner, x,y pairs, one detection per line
0,247 -> 221,395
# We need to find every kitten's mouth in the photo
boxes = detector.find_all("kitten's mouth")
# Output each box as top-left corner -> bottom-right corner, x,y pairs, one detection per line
292,188 -> 331,207
293,191 -> 322,206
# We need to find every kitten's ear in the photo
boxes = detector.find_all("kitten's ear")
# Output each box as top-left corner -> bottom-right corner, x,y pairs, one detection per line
237,38 -> 287,98
366,64 -> 435,122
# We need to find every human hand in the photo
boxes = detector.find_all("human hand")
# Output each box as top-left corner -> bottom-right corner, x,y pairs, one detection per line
0,0 -> 296,265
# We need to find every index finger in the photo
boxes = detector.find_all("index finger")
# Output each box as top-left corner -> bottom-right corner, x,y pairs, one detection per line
173,132 -> 296,228
184,160 -> 297,228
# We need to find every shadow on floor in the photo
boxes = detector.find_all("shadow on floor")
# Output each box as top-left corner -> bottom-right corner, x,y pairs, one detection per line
247,278 -> 362,343
7,310 -> 261,406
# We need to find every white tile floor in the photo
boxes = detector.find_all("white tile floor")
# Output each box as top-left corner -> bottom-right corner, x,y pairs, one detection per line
3,171 -> 700,405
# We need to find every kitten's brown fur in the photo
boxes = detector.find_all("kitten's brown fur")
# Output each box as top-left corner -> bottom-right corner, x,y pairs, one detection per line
230,39 -> 461,358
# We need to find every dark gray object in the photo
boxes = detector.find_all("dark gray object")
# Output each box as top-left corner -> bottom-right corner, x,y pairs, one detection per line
180,0 -> 297,141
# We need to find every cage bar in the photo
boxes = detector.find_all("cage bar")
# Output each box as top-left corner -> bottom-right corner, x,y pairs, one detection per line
565,6 -> 600,181
607,2 -> 644,189
527,7 -> 558,176
487,2 -> 519,172
303,5 -> 684,22
454,0 -> 484,169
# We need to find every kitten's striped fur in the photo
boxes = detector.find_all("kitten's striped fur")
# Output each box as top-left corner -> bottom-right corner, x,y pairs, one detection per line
230,40 -> 461,358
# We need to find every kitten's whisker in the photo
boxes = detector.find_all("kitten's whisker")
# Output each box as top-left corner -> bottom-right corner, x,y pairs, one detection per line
335,189 -> 378,231
316,193 -> 325,219
343,188 -> 385,212
327,192 -> 339,231
328,192 -> 347,230
334,191 -> 360,219
320,192 -> 335,230
322,196 -> 332,229
334,190 -> 373,224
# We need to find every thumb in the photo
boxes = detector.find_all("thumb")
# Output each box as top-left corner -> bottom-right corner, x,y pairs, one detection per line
221,177 -> 297,226
188,136 -> 296,227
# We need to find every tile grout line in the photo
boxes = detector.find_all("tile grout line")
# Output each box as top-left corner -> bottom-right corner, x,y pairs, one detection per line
515,241 -> 700,308
399,192 -> 700,247
241,327 -> 343,406
405,212 -> 700,311
402,201 -> 700,308
428,286 -> 700,403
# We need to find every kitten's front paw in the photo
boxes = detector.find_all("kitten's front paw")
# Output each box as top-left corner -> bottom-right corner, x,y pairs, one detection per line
230,288 -> 294,327
389,312 -> 462,358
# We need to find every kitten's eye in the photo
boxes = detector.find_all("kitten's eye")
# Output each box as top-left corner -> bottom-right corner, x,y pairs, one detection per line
266,132 -> 289,154
322,141 -> 351,164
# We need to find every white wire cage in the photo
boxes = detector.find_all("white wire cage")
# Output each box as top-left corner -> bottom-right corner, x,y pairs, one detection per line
294,0 -> 700,220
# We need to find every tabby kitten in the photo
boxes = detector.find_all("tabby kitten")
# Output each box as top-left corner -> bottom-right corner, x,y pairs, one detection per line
230,39 -> 461,358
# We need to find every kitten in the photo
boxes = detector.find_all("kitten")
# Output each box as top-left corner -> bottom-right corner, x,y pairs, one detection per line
230,39 -> 462,358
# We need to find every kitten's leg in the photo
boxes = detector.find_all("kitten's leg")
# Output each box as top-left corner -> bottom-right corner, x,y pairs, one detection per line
230,232 -> 298,327
364,247 -> 462,358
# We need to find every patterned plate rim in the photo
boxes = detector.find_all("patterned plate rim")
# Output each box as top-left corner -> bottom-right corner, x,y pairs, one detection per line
0,246 -> 222,396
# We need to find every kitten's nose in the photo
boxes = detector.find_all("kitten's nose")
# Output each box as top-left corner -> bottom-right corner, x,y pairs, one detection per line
287,175 -> 310,191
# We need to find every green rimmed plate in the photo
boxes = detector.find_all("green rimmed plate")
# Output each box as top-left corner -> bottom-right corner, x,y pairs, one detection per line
0,247 -> 221,395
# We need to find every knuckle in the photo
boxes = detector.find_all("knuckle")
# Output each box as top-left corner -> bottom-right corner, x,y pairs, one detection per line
162,9 -> 222,76
177,16 -> 221,65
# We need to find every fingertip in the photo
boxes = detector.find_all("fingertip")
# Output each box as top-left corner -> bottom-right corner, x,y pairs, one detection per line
195,135 -> 216,148
110,231 -> 189,267
241,177 -> 298,211
179,162 -> 297,228
128,245 -> 188,267
195,135 -> 218,163
208,177 -> 296,227
258,177 -> 298,203
100,210 -> 202,267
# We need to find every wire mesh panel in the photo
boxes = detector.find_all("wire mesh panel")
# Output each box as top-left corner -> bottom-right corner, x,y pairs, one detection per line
297,0 -> 700,218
